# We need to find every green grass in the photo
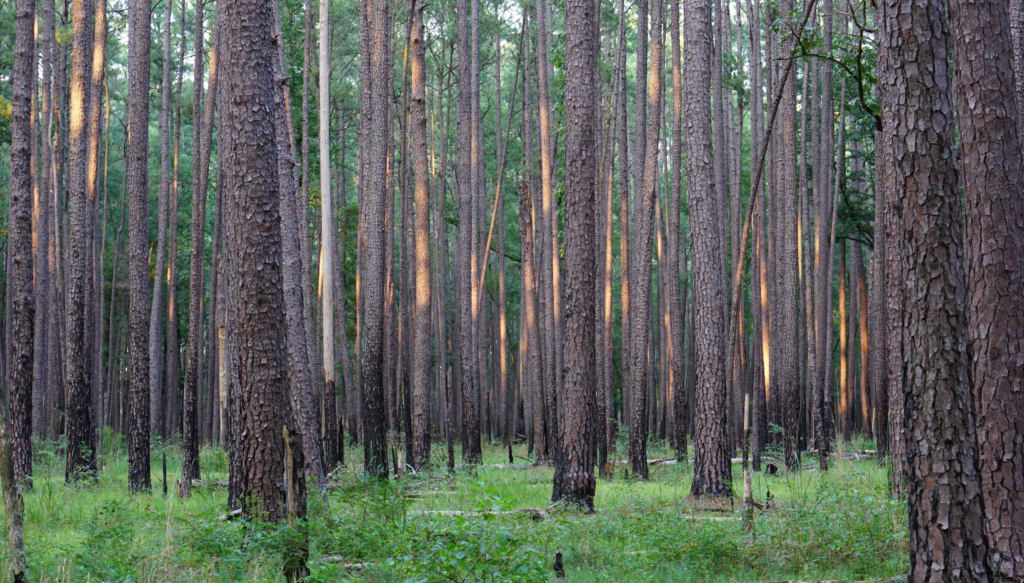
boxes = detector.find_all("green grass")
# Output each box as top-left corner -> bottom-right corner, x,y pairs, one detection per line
0,434 -> 908,582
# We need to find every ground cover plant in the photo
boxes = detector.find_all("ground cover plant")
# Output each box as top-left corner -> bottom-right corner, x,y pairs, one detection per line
0,438 -> 907,582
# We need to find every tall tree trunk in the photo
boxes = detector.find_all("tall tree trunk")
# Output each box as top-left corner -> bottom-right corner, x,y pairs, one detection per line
182,0 -> 218,492
776,0 -> 800,472
554,0 -> 598,509
69,0 -> 100,482
221,0 -> 289,521
868,200 -> 888,458
87,0 -> 106,455
687,0 -> 731,498
853,242 -> 869,439
268,0 -> 327,488
519,33 -> 547,462
949,0 -> 1024,575
165,0 -> 187,439
456,0 -> 475,464
814,0 -> 836,468
600,86 -> 615,474
614,0 -> 629,451
669,0 -> 686,463
9,0 -> 37,489
150,0 -> 173,439
799,61 -> 815,454
496,39 -> 509,447
466,0 -> 483,465
628,0 -> 664,481
410,0 -> 432,470
318,0 -> 337,472
34,0 -> 56,440
883,0 -> 991,577
746,0 -> 766,470
838,241 -> 849,441
360,0 -> 392,477
535,0 -> 558,468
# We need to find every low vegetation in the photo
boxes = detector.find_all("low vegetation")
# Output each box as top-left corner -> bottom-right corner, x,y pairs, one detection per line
3,438 -> 907,582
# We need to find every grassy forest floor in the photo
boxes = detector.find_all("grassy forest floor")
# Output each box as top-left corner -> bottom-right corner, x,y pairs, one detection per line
2,434 -> 908,582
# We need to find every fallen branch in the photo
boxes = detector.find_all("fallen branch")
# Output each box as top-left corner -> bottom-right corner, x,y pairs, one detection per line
318,557 -> 373,570
410,507 -> 548,521
217,508 -> 243,521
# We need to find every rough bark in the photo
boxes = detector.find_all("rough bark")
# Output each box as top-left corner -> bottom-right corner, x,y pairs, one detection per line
221,0 -> 289,521
9,0 -> 37,488
0,416 -> 26,582
868,201 -> 888,458
535,0 -> 559,467
182,0 -> 219,492
410,0 -> 432,470
318,0 -> 336,473
1011,0 -> 1024,138
628,0 -> 664,482
686,0 -> 731,498
776,0 -> 800,472
360,0 -> 391,478
554,0 -> 597,509
669,0 -> 686,463
69,0 -> 100,483
33,0 -> 56,441
747,0 -> 766,470
150,0 -> 174,439
883,0 -> 992,577
615,0 -> 629,450
272,0 -> 326,488
948,0 -> 1024,575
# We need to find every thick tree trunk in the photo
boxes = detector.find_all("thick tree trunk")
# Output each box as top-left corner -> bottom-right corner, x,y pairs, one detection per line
271,0 -> 326,488
410,0 -> 432,470
686,0 -> 731,498
776,0 -> 800,472
33,0 -> 54,442
69,0 -> 100,483
221,0 -> 289,521
9,0 -> 37,489
883,0 -> 991,577
360,0 -> 391,478
554,0 -> 597,509
948,0 -> 1024,575
87,0 -> 105,454
627,0 -> 664,482
814,0 -> 836,468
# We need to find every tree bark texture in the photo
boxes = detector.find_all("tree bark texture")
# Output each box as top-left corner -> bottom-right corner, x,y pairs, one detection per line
686,0 -> 731,498
221,0 -> 290,521
883,0 -> 992,577
555,0 -> 598,509
948,0 -> 1024,575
